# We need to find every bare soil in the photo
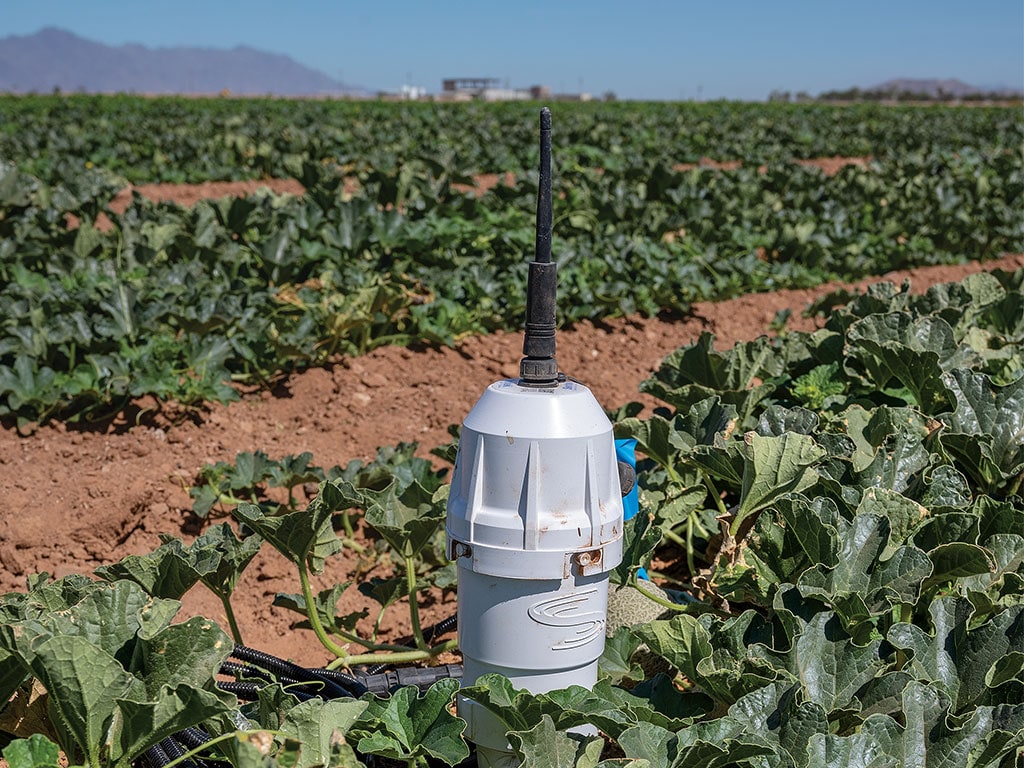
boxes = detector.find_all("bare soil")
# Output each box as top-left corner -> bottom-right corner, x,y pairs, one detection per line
4,174 -> 1020,668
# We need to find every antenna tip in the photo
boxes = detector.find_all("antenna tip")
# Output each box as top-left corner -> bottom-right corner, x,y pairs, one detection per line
539,106 -> 551,130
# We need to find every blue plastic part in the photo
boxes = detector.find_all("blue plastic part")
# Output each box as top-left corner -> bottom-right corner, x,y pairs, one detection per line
615,438 -> 648,580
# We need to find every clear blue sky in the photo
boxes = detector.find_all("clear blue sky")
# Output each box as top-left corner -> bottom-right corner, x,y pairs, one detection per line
3,1 -> 1022,100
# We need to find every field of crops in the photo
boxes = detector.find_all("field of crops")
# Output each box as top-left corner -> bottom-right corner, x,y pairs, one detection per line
0,95 -> 1022,767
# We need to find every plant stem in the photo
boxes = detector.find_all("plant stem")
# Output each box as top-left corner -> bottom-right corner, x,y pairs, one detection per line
220,593 -> 244,646
326,638 -> 459,670
686,512 -> 698,578
405,553 -> 427,650
328,625 -> 416,653
701,471 -> 729,518
340,512 -> 368,554
894,603 -> 913,670
631,578 -> 689,613
298,560 -> 350,659
662,527 -> 687,550
644,569 -> 687,586
632,577 -> 731,618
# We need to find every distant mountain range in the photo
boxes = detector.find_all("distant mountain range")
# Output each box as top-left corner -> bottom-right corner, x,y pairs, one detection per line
870,78 -> 1022,98
0,27 -> 367,96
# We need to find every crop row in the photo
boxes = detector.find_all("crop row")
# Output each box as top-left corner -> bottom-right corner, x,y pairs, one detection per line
0,269 -> 1020,767
2,106 -> 1022,427
1,96 -> 1022,184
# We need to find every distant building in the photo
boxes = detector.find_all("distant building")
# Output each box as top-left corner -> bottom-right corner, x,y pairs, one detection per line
400,84 -> 426,100
442,77 -> 500,96
438,78 -> 586,102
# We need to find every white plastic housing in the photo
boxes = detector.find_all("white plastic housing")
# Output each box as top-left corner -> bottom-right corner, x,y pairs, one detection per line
446,378 -> 624,767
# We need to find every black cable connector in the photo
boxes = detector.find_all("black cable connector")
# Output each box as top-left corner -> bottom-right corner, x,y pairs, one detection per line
358,664 -> 464,696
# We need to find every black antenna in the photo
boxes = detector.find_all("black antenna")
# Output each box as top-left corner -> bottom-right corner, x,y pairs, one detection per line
519,107 -> 558,386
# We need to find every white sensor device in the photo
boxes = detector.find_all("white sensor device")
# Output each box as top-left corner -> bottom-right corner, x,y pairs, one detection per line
445,108 -> 624,768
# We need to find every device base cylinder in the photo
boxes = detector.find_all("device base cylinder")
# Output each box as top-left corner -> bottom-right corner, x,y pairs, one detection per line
456,564 -> 608,766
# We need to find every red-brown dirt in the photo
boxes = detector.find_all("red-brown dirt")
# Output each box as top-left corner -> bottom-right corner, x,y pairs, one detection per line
2,253 -> 1020,667
4,174 -> 1020,669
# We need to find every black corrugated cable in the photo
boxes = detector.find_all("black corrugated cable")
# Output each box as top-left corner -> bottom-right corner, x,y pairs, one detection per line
231,645 -> 353,698
140,741 -> 172,768
176,726 -> 211,751
309,665 -> 369,695
174,727 -> 232,768
159,736 -> 199,768
217,678 -> 315,703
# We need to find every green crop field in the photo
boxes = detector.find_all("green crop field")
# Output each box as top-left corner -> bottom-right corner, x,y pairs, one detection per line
0,96 -> 1022,767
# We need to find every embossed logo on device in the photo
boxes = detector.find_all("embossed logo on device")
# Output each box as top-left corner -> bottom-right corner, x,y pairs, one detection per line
527,588 -> 605,649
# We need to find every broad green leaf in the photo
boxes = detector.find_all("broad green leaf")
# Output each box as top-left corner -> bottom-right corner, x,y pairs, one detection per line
617,412 -> 697,466
976,495 -> 1024,541
112,684 -> 232,766
361,480 -> 446,558
0,647 -> 28,705
542,678 -> 705,739
635,613 -> 779,705
728,682 -> 828,768
24,635 -> 143,767
887,598 -> 1024,710
857,422 -> 932,496
715,495 -> 844,605
688,442 -> 745,488
212,731 -> 281,768
790,612 -> 884,711
985,651 -> 1024,689
634,614 -> 711,690
898,680 -> 1023,768
234,481 -> 354,572
508,714 -> 603,768
24,580 -> 160,669
641,334 -> 780,428
919,465 -> 972,512
941,369 -> 1024,493
599,626 -> 646,684
610,511 -> 663,585
1,734 -> 61,768
94,539 -> 203,599
911,513 -> 980,553
616,721 -> 675,767
677,396 -> 740,446
857,672 -> 915,719
267,452 -> 325,490
856,488 -> 929,554
923,543 -> 995,589
847,313 -> 960,412
961,534 -> 1024,595
353,678 -> 469,765
619,717 -> 775,768
776,494 -> 842,568
277,698 -> 369,768
805,715 -> 901,768
733,432 -> 826,535
136,616 -> 232,696
756,405 -> 819,437
173,523 -> 264,600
